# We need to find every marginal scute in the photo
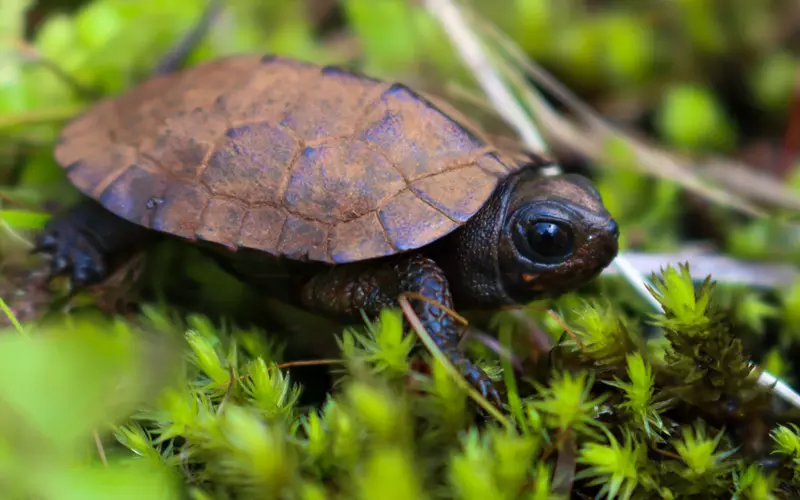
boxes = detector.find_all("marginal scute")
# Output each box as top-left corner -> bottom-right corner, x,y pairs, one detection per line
330,213 -> 393,263
420,91 -> 495,146
282,140 -> 405,224
237,205 -> 288,253
176,55 -> 261,114
320,65 -> 377,81
64,144 -> 139,195
217,57 -> 320,126
150,180 -> 209,238
278,216 -> 329,261
476,153 -> 512,176
196,198 -> 248,248
378,190 -> 458,251
98,163 -> 168,227
55,99 -> 117,159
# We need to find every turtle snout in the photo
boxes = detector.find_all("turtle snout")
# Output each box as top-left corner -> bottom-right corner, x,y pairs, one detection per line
585,217 -> 620,269
607,218 -> 620,239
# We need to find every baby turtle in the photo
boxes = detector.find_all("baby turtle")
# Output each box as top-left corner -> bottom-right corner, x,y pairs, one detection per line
34,24 -> 618,406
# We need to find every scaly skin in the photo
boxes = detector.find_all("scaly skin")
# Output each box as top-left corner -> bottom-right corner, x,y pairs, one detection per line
300,253 -> 499,404
35,200 -> 502,404
32,199 -> 152,288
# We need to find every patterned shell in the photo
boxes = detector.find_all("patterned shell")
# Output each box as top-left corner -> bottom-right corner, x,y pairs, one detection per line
54,55 -> 517,264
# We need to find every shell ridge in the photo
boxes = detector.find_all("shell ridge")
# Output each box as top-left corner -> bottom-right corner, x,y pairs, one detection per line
193,197 -> 214,241
354,137 -> 410,184
408,186 -> 461,225
374,206 -> 401,252
277,141 -> 307,208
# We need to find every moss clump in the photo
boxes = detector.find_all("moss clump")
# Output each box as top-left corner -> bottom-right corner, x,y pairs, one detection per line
0,264 -> 797,498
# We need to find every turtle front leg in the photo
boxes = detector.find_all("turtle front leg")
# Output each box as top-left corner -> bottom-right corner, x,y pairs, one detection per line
300,253 -> 502,406
32,199 -> 153,288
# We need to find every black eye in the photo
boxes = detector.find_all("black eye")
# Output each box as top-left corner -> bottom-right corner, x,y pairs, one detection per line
528,221 -> 574,259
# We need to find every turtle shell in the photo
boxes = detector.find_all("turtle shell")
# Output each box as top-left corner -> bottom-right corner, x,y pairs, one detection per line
54,55 -> 517,263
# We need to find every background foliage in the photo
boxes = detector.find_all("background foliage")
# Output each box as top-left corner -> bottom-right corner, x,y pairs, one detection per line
0,0 -> 799,498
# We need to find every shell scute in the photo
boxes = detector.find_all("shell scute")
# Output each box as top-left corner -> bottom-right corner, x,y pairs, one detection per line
410,165 -> 498,223
237,205 -> 288,252
64,144 -> 139,196
149,180 -> 209,238
217,56 -> 320,126
201,121 -> 300,204
329,212 -> 393,263
358,83 -> 488,182
97,163 -> 167,227
282,140 -> 406,224
378,190 -> 458,251
195,198 -> 248,248
278,216 -> 329,261
54,55 -> 513,263
280,66 -> 386,141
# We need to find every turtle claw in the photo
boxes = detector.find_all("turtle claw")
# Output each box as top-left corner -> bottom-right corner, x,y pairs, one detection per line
49,254 -> 70,278
445,352 -> 503,409
33,222 -> 108,289
464,364 -> 504,409
30,233 -> 58,254
478,379 -> 503,409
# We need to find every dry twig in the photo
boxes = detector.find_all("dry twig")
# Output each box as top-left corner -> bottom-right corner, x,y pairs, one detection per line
422,0 -> 800,410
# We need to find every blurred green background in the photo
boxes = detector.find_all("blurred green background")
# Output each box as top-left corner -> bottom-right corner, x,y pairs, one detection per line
1,0 -> 800,498
3,0 -> 800,260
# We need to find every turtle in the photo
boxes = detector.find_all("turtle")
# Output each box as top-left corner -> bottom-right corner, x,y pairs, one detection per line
33,7 -> 620,405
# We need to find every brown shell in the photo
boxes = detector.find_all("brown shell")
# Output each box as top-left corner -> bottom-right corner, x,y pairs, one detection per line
54,55 -> 517,264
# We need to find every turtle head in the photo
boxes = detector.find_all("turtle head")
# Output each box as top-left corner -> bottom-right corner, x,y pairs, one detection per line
493,169 -> 619,302
436,166 -> 618,309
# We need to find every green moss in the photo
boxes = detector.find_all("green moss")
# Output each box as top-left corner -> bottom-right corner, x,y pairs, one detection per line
3,0 -> 800,497
0,263 -> 796,498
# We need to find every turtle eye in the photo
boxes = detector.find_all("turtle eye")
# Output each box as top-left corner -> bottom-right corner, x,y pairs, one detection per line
515,220 -> 574,262
528,221 -> 573,258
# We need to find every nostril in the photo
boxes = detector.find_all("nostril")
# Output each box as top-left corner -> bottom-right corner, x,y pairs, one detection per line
608,219 -> 619,238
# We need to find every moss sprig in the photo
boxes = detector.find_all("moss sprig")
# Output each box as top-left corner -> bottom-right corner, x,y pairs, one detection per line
564,301 -> 645,372
448,427 -> 551,500
770,424 -> 800,483
604,353 -> 672,442
339,308 -> 415,382
5,262 -> 800,498
528,370 -> 609,442
732,464 -> 778,500
575,429 -> 652,500
647,264 -> 768,413
665,422 -> 737,496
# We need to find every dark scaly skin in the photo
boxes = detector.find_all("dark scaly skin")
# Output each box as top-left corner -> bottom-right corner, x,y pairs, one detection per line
299,254 -> 498,403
